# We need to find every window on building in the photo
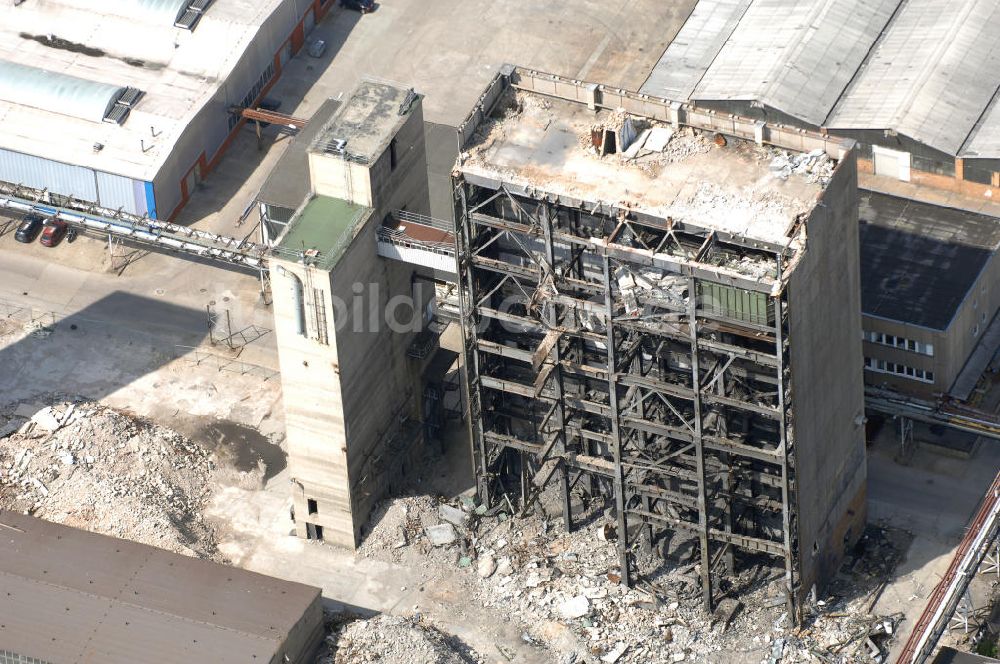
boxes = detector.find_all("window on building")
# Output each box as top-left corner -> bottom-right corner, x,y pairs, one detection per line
307,499 -> 318,516
390,138 -> 398,171
863,357 -> 935,383
863,329 -> 935,357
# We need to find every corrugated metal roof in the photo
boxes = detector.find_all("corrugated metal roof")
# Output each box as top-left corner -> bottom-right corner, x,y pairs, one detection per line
639,0 -> 751,102
647,0 -> 1000,158
689,0 -> 899,126
0,511 -> 322,664
962,90 -> 1000,158
0,60 -> 125,124
828,0 -> 1000,155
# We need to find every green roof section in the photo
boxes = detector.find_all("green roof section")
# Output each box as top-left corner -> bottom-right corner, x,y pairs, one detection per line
275,195 -> 372,270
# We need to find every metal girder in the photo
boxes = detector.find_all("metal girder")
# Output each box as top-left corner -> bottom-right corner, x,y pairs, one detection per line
628,508 -> 786,557
456,179 -> 800,623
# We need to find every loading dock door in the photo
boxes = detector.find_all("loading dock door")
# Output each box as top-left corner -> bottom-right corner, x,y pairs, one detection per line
873,145 -> 911,182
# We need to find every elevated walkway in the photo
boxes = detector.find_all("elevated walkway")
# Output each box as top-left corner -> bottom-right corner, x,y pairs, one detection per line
0,183 -> 268,270
376,210 -> 456,275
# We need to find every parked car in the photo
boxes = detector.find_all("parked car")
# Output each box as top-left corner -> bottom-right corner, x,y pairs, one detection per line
39,220 -> 68,247
307,38 -> 327,58
341,0 -> 374,13
14,213 -> 44,243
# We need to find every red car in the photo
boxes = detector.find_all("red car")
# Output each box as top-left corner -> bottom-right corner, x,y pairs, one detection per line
39,220 -> 68,247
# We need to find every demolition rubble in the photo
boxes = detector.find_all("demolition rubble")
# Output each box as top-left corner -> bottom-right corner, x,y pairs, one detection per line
0,395 -> 227,560
316,613 -> 488,664
360,492 -> 907,663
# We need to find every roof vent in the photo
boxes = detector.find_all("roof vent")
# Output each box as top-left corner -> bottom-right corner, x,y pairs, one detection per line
175,0 -> 214,30
103,87 -> 144,125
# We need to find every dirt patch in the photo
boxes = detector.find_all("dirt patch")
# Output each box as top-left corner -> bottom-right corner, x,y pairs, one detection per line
189,419 -> 286,482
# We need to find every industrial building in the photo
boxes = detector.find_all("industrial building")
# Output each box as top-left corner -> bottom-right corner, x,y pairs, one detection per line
269,80 -> 440,547
0,0 -> 336,221
642,0 -> 1000,196
643,0 -> 1000,404
0,510 -> 323,664
452,67 -> 868,618
859,192 -> 1000,400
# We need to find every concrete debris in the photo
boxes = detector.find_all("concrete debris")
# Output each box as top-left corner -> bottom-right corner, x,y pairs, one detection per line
425,523 -> 458,547
316,612 -> 487,664
439,503 -> 469,528
601,641 -> 628,663
643,127 -> 674,152
559,595 -> 591,619
0,396 -> 224,560
769,148 -> 834,185
477,553 -> 497,579
30,407 -> 62,432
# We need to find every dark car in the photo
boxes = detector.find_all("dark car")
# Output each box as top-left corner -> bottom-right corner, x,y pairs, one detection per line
39,220 -> 68,247
341,0 -> 374,13
14,213 -> 44,243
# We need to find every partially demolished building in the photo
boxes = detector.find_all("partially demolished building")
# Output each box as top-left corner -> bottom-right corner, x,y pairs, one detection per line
453,67 -> 868,619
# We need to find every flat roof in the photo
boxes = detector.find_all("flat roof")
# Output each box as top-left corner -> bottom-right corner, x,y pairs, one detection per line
0,0 -> 291,182
0,510 -> 321,664
277,194 -> 372,270
258,98 -> 342,210
458,90 -> 827,248
859,191 -> 1000,330
310,80 -> 418,164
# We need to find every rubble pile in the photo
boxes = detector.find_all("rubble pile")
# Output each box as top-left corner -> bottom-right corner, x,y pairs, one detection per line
357,494 -> 445,564
769,149 -> 835,185
362,487 -> 911,663
316,613 -> 486,664
0,396 -> 223,560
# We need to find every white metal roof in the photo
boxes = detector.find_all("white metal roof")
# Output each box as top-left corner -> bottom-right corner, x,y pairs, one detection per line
640,0 -> 750,103
0,0 -> 288,183
645,0 -> 1000,158
827,0 -> 1000,156
962,92 -> 1000,158
689,0 -> 900,127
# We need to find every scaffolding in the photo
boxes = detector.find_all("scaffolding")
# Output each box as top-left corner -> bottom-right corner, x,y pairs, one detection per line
454,181 -> 800,620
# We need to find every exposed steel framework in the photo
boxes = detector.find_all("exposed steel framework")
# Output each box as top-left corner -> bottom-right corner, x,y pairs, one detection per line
453,177 -> 801,618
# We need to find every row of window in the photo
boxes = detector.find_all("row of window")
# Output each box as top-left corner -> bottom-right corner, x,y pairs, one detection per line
227,62 -> 277,131
864,357 -> 935,384
863,330 -> 934,357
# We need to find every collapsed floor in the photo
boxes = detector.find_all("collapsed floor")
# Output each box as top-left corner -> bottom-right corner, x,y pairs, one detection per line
358,489 -> 908,664
0,395 -> 264,561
